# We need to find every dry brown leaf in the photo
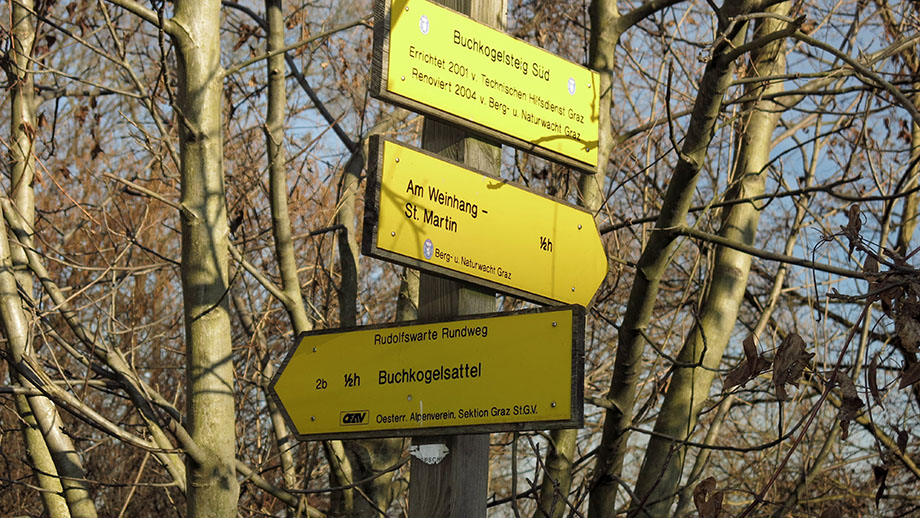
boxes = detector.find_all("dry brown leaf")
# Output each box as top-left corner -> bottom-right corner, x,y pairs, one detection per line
723,365 -> 750,391
880,284 -> 900,316
693,476 -> 724,518
819,505 -> 842,518
843,204 -> 862,254
799,19 -> 817,35
864,256 -> 878,274
873,465 -> 889,507
864,256 -> 882,294
233,23 -> 260,51
74,105 -> 89,124
724,335 -> 770,390
896,426 -> 908,454
91,141 -> 104,160
909,280 -> 920,296
899,362 -> 920,389
885,247 -> 910,268
895,314 -> 920,353
773,333 -> 814,401
868,353 -> 883,408
837,375 -> 864,440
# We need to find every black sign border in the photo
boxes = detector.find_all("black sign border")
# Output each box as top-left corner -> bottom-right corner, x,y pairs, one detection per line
370,0 -> 599,174
268,305 -> 585,441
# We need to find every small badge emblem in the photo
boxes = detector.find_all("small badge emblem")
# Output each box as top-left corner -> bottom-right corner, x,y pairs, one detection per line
419,15 -> 430,34
423,239 -> 434,259
340,411 -> 369,426
567,77 -> 576,95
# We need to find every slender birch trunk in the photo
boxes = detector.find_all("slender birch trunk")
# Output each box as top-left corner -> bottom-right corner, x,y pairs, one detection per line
674,123 -> 815,518
173,1 -> 240,515
535,2 -> 620,512
589,3 -> 756,516
266,0 -> 313,335
333,154 -> 409,514
630,5 -> 790,515
6,3 -> 87,516
327,74 -> 417,518
264,0 -> 306,490
896,93 -> 920,255
7,3 -> 69,516
328,71 -> 405,518
0,220 -> 97,518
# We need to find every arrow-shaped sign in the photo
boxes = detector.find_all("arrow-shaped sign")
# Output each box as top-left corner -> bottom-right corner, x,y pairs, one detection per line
363,136 -> 608,306
269,306 -> 584,440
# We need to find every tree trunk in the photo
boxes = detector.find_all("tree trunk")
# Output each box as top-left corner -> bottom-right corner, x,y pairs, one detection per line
588,3 -> 756,516
264,0 -> 306,491
577,0 -> 619,211
173,1 -> 239,515
534,427 -> 578,518
0,222 -> 97,518
6,3 -> 88,517
327,84 -> 398,518
896,91 -> 920,255
630,5 -> 790,516
674,142 -> 814,518
333,153 -> 410,514
407,4 -> 503,517
535,1 -> 620,514
266,0 -> 313,335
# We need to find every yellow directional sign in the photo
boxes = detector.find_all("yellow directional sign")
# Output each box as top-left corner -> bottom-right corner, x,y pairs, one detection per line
269,307 -> 584,439
363,137 -> 608,306
371,0 -> 600,172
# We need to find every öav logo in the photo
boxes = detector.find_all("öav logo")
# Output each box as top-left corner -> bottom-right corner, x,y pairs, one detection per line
567,77 -> 576,95
419,15 -> 430,35
340,410 -> 369,425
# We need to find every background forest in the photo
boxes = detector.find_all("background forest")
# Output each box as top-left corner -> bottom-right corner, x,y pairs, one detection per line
2,0 -> 920,517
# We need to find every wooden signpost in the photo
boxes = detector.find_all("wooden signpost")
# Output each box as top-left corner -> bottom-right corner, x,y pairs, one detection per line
270,0 -> 607,516
363,136 -> 608,306
371,0 -> 600,172
268,306 -> 584,440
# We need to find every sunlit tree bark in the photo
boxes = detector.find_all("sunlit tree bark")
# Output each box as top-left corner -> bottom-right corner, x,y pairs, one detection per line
631,4 -> 790,515
173,0 -> 240,515
5,3 -> 91,517
589,3 -> 758,516
5,2 -> 69,516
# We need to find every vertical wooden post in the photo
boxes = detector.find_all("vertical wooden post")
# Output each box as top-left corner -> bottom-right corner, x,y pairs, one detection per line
408,270 -> 494,518
407,2 -> 506,515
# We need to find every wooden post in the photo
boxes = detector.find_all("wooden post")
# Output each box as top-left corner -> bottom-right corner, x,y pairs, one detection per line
408,270 -> 494,518
407,2 -> 505,515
